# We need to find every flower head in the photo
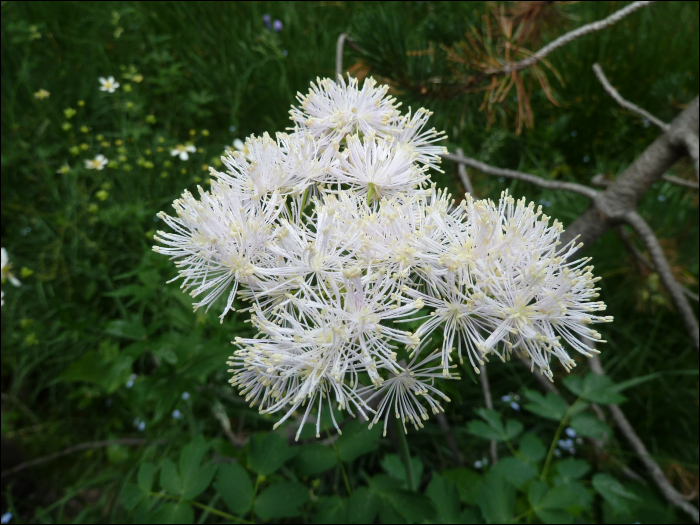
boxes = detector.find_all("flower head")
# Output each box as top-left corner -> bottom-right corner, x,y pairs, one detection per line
98,76 -> 120,93
171,144 -> 196,161
85,154 -> 108,170
34,89 -> 50,100
1,248 -> 22,287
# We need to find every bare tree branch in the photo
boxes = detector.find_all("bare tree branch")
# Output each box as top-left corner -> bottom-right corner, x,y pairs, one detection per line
622,211 -> 699,352
484,2 -> 654,77
562,97 -> 698,249
592,173 -> 698,191
478,363 -> 498,465
455,147 -> 475,196
441,152 -> 598,199
673,129 -> 700,182
336,32 -> 350,81
587,355 -> 700,522
593,63 -> 668,131
1,439 -> 161,479
614,226 -> 699,302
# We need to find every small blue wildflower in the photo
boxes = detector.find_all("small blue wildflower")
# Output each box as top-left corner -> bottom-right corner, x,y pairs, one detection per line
501,395 -> 512,403
658,194 -> 666,202
643,118 -> 650,128
229,125 -> 237,132
172,409 -> 182,420
182,391 -> 190,400
282,49 -> 288,57
273,20 -> 283,32
510,402 -> 521,411
571,130 -> 577,137
126,374 -> 137,389
474,460 -> 483,469
558,438 -> 574,449
583,155 -> 590,163
565,427 -> 577,439
554,448 -> 562,458
1,512 -> 13,524
498,177 -> 505,183
263,14 -> 271,29
138,421 -> 146,432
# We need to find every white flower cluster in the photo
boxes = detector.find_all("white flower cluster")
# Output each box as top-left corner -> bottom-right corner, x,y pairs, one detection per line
154,75 -> 611,439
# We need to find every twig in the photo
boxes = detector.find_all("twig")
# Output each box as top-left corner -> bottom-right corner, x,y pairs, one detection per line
455,147 -> 475,196
484,2 -> 654,76
588,355 -> 700,522
614,226 -> 699,302
479,363 -> 498,465
0,439 -> 161,479
441,152 -> 598,199
336,32 -> 349,81
593,63 -> 669,131
623,211 -> 699,352
435,413 -> 464,467
592,173 -> 698,191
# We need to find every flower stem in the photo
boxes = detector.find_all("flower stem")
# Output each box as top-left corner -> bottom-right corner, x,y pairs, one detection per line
540,398 -> 583,481
326,429 -> 352,496
148,492 -> 250,523
393,417 -> 415,491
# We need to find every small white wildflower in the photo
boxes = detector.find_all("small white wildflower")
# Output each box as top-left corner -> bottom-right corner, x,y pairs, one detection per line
85,154 -> 108,170
170,144 -> 196,161
98,76 -> 120,93
1,248 -> 22,287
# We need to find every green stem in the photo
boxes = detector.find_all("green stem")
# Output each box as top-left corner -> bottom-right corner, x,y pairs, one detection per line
148,492 -> 250,523
250,474 -> 262,523
393,417 -> 415,491
540,399 -> 582,481
326,429 -> 352,496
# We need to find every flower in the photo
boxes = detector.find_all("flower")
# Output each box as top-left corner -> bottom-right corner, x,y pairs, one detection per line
99,76 -> 120,93
85,155 -> 108,170
181,392 -> 190,400
170,144 -> 196,161
34,89 -> 50,100
290,75 -> 401,148
0,512 -> 12,524
57,164 -> 70,175
153,75 -> 611,437
273,19 -> 283,32
263,14 -> 271,29
1,248 -> 22,287
172,409 -> 182,419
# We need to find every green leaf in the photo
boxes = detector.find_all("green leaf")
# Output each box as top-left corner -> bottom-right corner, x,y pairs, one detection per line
491,457 -> 537,488
254,481 -> 310,520
214,462 -> 253,516
147,501 -> 194,524
249,432 -> 294,475
59,350 -> 134,394
121,483 -> 144,512
530,483 -> 592,524
468,409 -> 522,442
504,419 -> 524,441
104,318 -> 147,340
383,489 -> 436,522
348,487 -> 380,524
570,413 -> 612,440
592,473 -> 639,514
519,433 -> 547,463
367,474 -> 404,493
523,389 -> 568,421
442,468 -> 481,505
381,453 -> 423,490
467,420 -> 503,441
426,474 -> 461,523
138,462 -> 157,493
601,481 -> 674,523
160,458 -> 182,495
478,470 -> 515,523
178,436 -> 215,500
291,444 -> 337,477
554,458 -> 590,484
335,419 -> 381,462
563,374 -> 627,405
312,496 -> 348,524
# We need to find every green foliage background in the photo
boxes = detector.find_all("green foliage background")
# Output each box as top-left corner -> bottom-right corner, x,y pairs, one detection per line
1,1 -> 698,523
